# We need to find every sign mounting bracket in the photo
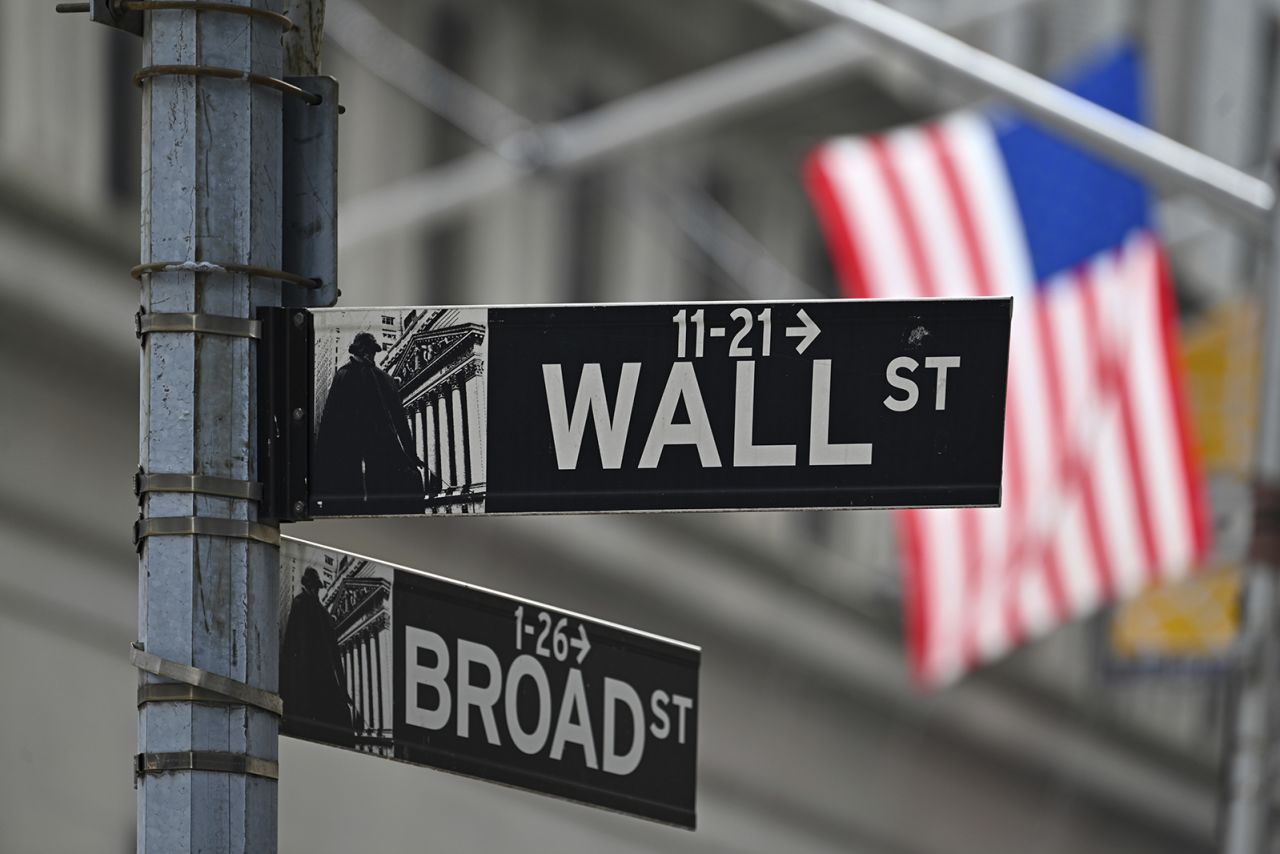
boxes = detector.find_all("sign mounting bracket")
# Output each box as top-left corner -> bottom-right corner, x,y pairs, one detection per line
257,306 -> 313,522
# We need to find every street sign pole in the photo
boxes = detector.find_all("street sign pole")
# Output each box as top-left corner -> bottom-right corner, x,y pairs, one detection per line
136,1 -> 286,850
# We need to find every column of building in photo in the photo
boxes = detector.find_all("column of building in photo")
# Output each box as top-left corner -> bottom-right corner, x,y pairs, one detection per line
324,558 -> 394,753
382,309 -> 487,513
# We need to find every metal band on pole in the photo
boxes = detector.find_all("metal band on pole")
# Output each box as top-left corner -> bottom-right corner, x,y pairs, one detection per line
774,0 -> 1273,233
55,0 -> 297,32
134,516 -> 281,547
131,646 -> 283,716
133,260 -> 321,290
135,471 -> 264,502
133,65 -> 323,106
122,1 -> 296,30
136,312 -> 262,340
139,682 -> 265,709
136,752 -> 279,781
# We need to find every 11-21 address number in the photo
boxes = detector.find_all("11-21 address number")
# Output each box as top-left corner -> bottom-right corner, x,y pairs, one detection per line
673,307 -> 774,359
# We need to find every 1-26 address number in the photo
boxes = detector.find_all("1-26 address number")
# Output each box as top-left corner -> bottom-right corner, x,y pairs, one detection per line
514,605 -> 591,664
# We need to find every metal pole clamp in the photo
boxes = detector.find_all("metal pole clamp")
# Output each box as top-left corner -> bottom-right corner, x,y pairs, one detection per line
135,469 -> 263,502
132,646 -> 283,717
136,310 -> 262,341
135,751 -> 279,781
133,516 -> 280,549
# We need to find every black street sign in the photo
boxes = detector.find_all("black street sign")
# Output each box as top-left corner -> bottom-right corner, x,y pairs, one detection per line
293,297 -> 1010,518
278,536 -> 700,828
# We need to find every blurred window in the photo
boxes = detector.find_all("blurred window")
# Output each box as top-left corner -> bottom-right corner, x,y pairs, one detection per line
424,4 -> 471,304
1262,10 -> 1280,156
799,509 -> 835,548
805,227 -> 839,299
692,168 -> 734,301
564,91 -> 605,304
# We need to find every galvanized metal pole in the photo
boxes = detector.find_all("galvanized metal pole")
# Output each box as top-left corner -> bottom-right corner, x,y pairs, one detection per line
137,1 -> 283,850
1222,168 -> 1280,854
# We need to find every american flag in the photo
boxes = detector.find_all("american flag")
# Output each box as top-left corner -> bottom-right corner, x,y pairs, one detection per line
805,43 -> 1211,686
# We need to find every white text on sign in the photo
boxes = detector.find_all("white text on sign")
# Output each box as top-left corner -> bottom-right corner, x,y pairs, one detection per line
672,307 -> 821,358
542,354 -> 962,470
405,617 -> 694,777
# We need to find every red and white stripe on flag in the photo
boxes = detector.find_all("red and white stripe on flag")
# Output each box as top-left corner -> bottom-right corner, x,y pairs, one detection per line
805,114 -> 1211,686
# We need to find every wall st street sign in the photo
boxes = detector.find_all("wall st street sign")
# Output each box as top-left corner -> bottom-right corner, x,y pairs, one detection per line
264,297 -> 1010,519
278,537 -> 700,827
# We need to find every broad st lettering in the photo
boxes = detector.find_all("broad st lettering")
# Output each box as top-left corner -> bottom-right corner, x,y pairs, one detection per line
405,619 -> 694,779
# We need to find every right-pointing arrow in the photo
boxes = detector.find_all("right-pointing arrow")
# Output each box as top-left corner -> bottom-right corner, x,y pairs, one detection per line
786,308 -> 821,354
569,624 -> 591,664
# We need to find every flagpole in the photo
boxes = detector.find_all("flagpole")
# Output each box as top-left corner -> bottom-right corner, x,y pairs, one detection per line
755,0 -> 1272,234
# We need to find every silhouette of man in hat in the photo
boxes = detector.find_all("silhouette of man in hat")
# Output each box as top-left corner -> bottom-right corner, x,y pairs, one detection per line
279,567 -> 357,747
313,331 -> 438,514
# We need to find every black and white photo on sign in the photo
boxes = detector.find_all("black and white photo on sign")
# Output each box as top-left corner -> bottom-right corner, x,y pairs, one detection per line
312,307 -> 488,516
278,540 -> 394,756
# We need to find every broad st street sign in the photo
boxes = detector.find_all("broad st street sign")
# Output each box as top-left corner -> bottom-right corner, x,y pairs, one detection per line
278,536 -> 700,828
263,297 -> 1011,518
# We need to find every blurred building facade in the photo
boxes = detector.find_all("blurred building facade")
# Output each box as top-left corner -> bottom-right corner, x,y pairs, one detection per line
1,0 -> 1275,851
